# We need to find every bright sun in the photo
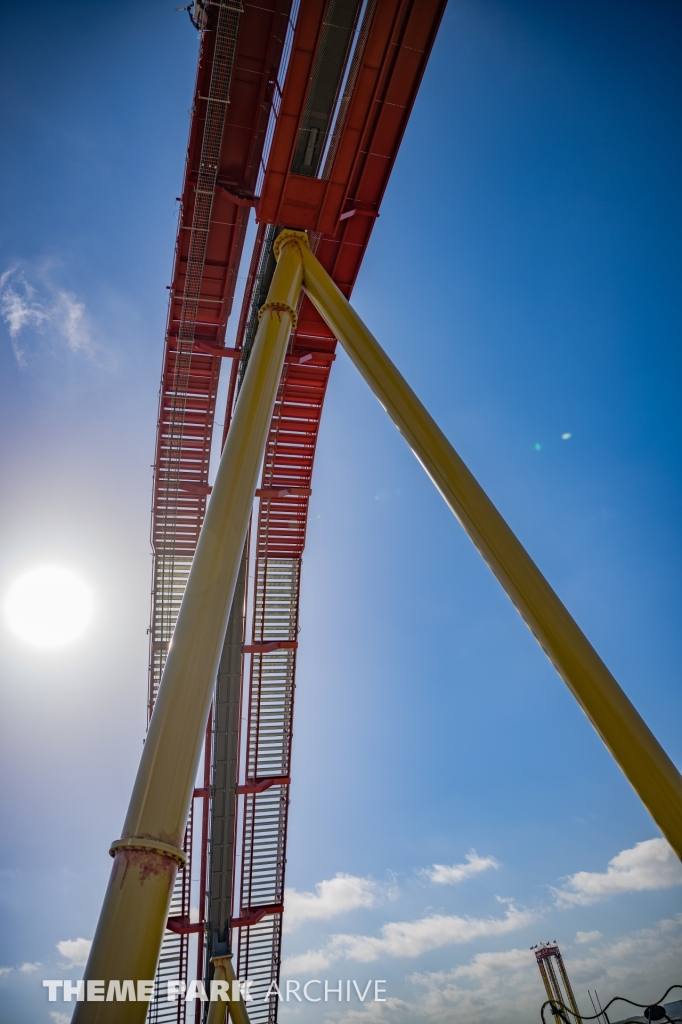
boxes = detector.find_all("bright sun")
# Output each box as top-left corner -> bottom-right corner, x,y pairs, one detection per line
4,566 -> 94,649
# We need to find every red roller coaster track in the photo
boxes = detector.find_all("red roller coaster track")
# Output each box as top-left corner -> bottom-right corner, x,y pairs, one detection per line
146,1 -> 446,1020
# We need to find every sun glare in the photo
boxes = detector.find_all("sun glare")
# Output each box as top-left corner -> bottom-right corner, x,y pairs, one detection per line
4,566 -> 94,649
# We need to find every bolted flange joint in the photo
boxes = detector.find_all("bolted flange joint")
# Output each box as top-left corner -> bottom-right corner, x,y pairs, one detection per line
272,228 -> 309,261
257,301 -> 298,330
109,837 -> 188,869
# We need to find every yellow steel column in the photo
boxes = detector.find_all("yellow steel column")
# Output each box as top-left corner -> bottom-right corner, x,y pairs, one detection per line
73,236 -> 304,1023
537,961 -> 564,1024
556,952 -> 582,1022
205,954 -> 251,1024
297,233 -> 682,859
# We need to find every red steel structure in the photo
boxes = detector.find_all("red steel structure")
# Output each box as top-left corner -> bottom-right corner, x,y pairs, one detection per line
147,1 -> 446,1020
534,943 -> 583,1024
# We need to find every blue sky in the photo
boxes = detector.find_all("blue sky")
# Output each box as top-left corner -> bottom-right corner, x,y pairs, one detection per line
1,1 -> 681,1022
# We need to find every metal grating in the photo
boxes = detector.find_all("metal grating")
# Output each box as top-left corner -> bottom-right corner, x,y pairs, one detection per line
236,558 -> 300,1023
149,0 -> 242,709
238,915 -> 282,1017
144,5 -> 448,1024
146,0 -> 303,1016
148,2 -> 243,1019
255,0 -> 301,196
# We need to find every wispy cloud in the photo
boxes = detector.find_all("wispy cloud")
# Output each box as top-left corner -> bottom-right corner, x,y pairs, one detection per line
553,838 -> 682,907
575,930 -> 602,944
285,874 -> 383,933
330,901 -> 537,962
565,913 -> 682,986
50,1014 -> 71,1024
409,945 -> 535,1001
281,900 -> 537,974
280,947 -> 337,975
0,961 -> 42,979
425,851 -> 499,885
0,263 -> 94,366
18,961 -> 41,973
57,937 -> 92,967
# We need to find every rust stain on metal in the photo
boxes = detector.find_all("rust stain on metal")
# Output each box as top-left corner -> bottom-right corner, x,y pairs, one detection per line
114,849 -> 177,890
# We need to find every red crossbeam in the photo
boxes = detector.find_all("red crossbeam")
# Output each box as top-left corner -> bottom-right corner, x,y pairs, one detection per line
167,916 -> 204,936
237,777 -> 291,795
232,905 -> 284,928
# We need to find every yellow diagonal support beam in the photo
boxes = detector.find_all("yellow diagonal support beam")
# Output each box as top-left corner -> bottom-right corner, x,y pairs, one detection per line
205,954 -> 251,1024
292,229 -> 682,860
73,236 -> 304,1023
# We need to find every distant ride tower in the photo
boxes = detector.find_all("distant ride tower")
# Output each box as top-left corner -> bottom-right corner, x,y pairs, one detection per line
533,942 -> 583,1024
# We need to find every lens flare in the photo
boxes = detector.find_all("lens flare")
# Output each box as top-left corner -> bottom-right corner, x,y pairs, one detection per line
4,566 -> 94,649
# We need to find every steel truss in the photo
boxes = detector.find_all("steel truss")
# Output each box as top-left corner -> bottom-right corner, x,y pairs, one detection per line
72,0 -> 682,1018
146,1 -> 447,1021
148,0 -> 297,1018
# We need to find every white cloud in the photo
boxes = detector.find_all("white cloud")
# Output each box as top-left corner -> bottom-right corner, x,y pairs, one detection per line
411,946 -> 534,990
567,913 -> 682,988
284,874 -> 380,932
50,1014 -> 71,1024
281,901 -> 537,974
280,947 -> 334,975
0,961 -> 42,978
325,915 -> 682,1024
426,851 -> 499,885
57,937 -> 92,967
575,930 -> 602,944
0,264 -> 94,365
332,902 -> 537,962
553,838 -> 682,907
